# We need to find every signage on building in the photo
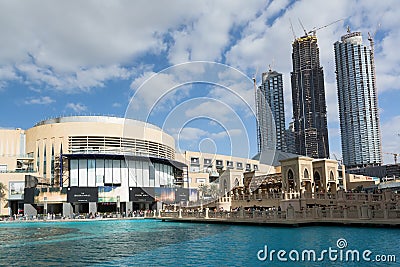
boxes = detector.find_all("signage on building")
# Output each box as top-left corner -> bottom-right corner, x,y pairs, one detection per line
67,187 -> 98,203
129,187 -> 155,202
175,188 -> 189,203
9,181 -> 25,200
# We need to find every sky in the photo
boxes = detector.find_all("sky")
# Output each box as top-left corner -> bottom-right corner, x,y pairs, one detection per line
0,0 -> 399,164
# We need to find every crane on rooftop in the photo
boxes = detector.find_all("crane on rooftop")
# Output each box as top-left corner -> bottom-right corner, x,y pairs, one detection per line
296,18 -> 344,37
384,152 -> 399,164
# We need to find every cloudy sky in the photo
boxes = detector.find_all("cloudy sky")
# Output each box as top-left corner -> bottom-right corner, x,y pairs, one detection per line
0,0 -> 399,163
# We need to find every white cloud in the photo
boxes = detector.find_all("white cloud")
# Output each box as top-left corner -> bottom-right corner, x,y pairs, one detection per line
174,127 -> 207,141
24,96 -> 55,105
65,102 -> 87,113
381,115 -> 400,164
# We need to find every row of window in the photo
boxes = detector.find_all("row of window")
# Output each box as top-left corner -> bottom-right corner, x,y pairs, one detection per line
69,159 -> 175,188
190,157 -> 258,172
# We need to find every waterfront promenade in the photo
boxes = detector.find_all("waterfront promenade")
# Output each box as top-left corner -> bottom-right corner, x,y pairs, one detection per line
157,207 -> 400,227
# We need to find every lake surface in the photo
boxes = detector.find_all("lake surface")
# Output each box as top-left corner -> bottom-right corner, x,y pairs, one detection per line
0,219 -> 399,266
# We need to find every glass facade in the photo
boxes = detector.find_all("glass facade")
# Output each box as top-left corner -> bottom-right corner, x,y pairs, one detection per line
69,158 -> 175,188
334,32 -> 382,168
257,70 -> 286,152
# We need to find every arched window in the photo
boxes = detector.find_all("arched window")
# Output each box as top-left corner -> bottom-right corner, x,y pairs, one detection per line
223,179 -> 227,194
288,169 -> 295,190
314,171 -> 321,182
304,169 -> 309,179
43,145 -> 47,178
36,146 -> 40,172
330,171 -> 335,181
234,178 -> 239,187
51,144 -> 55,185
314,171 -> 321,192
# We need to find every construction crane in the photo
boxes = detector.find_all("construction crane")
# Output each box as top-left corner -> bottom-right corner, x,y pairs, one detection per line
297,18 -> 344,37
384,152 -> 399,164
368,22 -> 381,89
289,18 -> 297,40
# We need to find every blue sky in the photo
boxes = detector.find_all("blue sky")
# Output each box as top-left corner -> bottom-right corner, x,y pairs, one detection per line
0,0 -> 399,163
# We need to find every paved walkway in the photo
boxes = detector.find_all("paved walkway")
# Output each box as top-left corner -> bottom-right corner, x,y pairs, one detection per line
157,216 -> 400,228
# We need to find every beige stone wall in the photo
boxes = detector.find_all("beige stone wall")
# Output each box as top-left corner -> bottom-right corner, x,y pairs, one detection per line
0,128 -> 24,156
0,128 -> 26,171
178,151 -> 276,172
281,157 -> 339,193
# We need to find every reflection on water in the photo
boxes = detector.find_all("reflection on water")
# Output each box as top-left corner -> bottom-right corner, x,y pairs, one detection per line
0,220 -> 229,266
0,220 -> 398,267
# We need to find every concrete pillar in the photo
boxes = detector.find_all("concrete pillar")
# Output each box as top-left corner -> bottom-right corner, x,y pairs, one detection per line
205,208 -> 209,219
24,204 -> 38,217
62,203 -> 73,218
158,209 -> 161,218
357,206 -> 362,218
74,204 -> 80,214
342,165 -> 347,191
44,201 -> 48,215
179,209 -> 182,218
153,210 -> 157,217
343,207 -> 348,219
329,207 -> 334,218
252,210 -> 256,219
384,204 -> 389,219
126,201 -> 133,215
89,202 -> 97,214
286,205 -> 294,220
273,210 -> 277,220
312,207 -> 318,219
337,190 -> 344,200
360,204 -> 369,219
239,207 -> 244,218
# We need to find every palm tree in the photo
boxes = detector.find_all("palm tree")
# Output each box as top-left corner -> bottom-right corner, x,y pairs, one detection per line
0,182 -> 6,199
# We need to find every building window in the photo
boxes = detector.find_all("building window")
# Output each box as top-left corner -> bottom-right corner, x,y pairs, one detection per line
253,164 -> 258,171
191,157 -> 200,165
196,178 -> 206,184
0,165 -> 7,173
226,161 -> 233,169
43,145 -> 47,178
37,146 -> 40,173
245,164 -> 251,171
236,162 -> 243,169
51,145 -> 55,185
216,160 -> 223,169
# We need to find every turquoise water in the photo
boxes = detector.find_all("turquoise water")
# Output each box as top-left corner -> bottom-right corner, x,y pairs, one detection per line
0,219 -> 399,266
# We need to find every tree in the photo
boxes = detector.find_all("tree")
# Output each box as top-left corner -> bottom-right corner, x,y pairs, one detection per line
0,182 -> 6,199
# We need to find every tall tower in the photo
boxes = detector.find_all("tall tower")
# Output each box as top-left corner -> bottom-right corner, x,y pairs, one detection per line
257,69 -> 286,152
290,34 -> 330,158
334,31 -> 382,168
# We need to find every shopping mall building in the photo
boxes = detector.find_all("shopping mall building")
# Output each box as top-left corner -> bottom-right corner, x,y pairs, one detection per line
0,116 -> 272,216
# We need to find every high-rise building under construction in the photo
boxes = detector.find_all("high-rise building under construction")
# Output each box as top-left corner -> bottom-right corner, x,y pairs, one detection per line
334,31 -> 382,168
290,34 -> 330,158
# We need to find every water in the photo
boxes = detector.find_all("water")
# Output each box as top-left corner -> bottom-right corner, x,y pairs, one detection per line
0,219 -> 399,266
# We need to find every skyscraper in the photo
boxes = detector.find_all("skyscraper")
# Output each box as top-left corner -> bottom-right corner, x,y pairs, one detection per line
334,31 -> 382,168
290,34 -> 330,158
256,69 -> 286,152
